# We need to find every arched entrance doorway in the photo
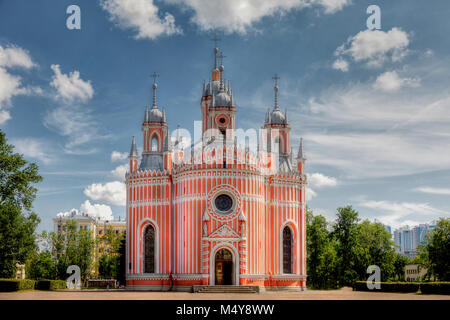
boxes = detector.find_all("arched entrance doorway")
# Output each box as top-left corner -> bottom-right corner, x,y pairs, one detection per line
215,248 -> 233,285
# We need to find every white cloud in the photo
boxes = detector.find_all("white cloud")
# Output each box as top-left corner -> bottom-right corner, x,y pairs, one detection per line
0,45 -> 35,69
56,200 -> 114,220
50,64 -> 94,103
415,187 -> 450,196
111,151 -> 128,162
167,0 -> 350,34
332,58 -> 349,72
111,164 -> 128,180
10,138 -> 55,164
80,200 -> 114,220
360,199 -> 449,229
335,28 -> 409,68
306,187 -> 317,201
100,0 -> 182,40
373,71 -> 420,92
43,105 -> 109,154
308,173 -> 338,188
84,181 -> 126,206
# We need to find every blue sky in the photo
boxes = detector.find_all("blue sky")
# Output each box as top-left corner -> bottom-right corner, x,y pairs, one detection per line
1,0 -> 449,232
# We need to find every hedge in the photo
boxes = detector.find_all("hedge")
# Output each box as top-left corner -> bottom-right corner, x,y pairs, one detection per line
0,279 -> 36,292
420,282 -> 450,295
35,280 -> 67,291
354,281 -> 420,293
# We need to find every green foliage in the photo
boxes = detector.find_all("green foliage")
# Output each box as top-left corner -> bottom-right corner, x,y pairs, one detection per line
306,208 -> 338,289
49,220 -> 96,282
97,227 -> 125,281
0,130 -> 42,278
393,254 -> 410,281
418,218 -> 450,281
420,282 -> 450,295
0,279 -> 36,292
35,279 -> 67,290
354,281 -> 420,293
26,250 -> 57,280
332,205 -> 360,286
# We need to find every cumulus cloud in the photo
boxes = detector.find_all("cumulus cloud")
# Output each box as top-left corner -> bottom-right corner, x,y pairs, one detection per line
166,0 -> 350,34
50,64 -> 94,103
80,200 -> 114,220
0,45 -> 35,69
306,187 -> 317,201
373,71 -> 420,92
111,151 -> 128,162
360,199 -> 449,229
84,181 -> 126,206
415,187 -> 450,196
335,28 -> 409,68
332,58 -> 349,72
56,200 -> 114,220
308,173 -> 338,188
111,164 -> 128,180
100,0 -> 182,39
10,138 -> 55,164
0,44 -> 37,124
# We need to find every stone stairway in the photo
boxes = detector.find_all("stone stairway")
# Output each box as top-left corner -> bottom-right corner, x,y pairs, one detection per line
193,285 -> 259,293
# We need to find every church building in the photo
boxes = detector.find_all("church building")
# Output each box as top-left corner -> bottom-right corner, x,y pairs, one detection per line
125,45 -> 307,291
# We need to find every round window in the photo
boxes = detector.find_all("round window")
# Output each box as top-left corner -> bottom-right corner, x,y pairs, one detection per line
219,117 -> 226,124
214,194 -> 233,214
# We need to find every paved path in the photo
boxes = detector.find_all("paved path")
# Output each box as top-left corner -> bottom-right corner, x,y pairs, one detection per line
0,287 -> 448,300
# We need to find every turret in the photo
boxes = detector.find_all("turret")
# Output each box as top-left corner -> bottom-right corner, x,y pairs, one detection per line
129,136 -> 138,173
296,138 -> 306,175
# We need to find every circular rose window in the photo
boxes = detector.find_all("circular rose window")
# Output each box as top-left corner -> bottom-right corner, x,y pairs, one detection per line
214,194 -> 233,214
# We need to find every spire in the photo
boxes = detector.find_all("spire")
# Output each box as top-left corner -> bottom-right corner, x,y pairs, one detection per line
163,130 -> 172,152
150,72 -> 159,109
296,138 -> 304,159
272,74 -> 280,111
129,136 -> 138,158
211,35 -> 221,70
144,107 -> 149,122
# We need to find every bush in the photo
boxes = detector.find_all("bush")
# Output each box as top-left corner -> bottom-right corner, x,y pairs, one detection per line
354,281 -> 420,293
35,280 -> 67,291
0,279 -> 36,292
420,282 -> 450,295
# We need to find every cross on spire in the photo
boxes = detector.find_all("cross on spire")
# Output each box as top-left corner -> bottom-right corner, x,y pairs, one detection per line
272,74 -> 280,86
150,72 -> 159,84
218,52 -> 227,66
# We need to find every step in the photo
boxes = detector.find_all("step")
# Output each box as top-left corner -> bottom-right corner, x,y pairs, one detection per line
193,285 -> 259,293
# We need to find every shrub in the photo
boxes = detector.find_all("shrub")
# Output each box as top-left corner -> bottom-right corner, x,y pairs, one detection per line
420,282 -> 450,295
0,279 -> 36,292
35,280 -> 67,291
354,281 -> 420,293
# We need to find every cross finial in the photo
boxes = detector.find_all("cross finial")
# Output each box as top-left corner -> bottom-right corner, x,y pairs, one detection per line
218,52 -> 227,66
150,72 -> 159,84
272,74 -> 280,86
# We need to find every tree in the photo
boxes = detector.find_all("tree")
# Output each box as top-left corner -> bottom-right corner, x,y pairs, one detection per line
393,253 -> 410,281
353,220 -> 396,282
27,250 -> 56,280
97,227 -> 125,280
50,220 -> 96,282
332,206 -> 360,286
0,130 -> 42,278
307,208 -> 338,289
418,218 -> 450,281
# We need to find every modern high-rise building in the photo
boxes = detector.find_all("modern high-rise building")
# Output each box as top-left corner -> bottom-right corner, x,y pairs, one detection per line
393,223 -> 435,259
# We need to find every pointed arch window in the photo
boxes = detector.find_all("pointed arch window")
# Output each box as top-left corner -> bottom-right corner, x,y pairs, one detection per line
144,225 -> 155,273
283,226 -> 293,274
151,136 -> 158,152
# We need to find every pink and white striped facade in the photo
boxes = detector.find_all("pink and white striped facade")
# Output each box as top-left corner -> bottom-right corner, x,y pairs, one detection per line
126,47 -> 307,291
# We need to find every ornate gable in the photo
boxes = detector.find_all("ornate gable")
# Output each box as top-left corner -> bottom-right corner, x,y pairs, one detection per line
208,224 -> 240,239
